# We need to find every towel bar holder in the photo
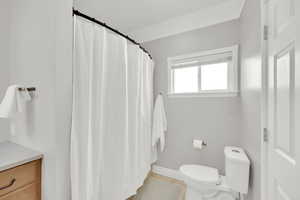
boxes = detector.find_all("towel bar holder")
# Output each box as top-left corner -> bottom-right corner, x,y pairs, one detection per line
18,87 -> 36,92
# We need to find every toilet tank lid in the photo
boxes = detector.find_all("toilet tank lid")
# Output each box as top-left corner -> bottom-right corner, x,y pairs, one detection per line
224,146 -> 250,164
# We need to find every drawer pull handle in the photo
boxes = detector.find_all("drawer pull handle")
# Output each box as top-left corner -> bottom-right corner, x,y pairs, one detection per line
0,178 -> 16,190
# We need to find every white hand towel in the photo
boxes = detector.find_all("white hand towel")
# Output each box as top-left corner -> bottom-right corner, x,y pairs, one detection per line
152,94 -> 167,152
0,85 -> 31,118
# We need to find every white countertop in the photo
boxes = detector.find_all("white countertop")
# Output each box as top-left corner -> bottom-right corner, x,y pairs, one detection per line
0,141 -> 43,172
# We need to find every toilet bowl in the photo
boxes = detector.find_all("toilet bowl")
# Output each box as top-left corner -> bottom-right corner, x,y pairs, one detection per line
180,146 -> 250,200
180,165 -> 237,200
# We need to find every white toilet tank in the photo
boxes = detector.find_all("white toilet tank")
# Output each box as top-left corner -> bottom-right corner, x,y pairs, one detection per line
225,146 -> 250,194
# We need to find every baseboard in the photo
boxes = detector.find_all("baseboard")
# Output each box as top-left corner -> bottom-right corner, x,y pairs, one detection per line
152,165 -> 184,181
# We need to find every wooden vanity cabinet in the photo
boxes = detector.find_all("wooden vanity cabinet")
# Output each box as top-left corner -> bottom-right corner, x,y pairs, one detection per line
0,160 -> 41,200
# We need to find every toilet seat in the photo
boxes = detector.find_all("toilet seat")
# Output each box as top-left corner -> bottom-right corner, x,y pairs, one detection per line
180,165 -> 220,185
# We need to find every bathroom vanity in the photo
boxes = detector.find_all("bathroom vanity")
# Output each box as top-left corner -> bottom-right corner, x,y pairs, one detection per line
0,142 -> 43,200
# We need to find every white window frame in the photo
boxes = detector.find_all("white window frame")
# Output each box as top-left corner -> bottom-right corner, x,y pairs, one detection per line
167,45 -> 239,98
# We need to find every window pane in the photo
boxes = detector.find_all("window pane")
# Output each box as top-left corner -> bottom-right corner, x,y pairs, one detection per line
173,66 -> 199,93
201,62 -> 228,90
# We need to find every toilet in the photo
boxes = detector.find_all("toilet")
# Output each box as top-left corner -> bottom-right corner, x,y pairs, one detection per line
180,146 -> 250,200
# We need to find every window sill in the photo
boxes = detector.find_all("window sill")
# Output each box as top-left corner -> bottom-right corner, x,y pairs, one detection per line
167,91 -> 239,98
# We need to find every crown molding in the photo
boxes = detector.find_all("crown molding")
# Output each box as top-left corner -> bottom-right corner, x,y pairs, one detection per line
129,0 -> 246,43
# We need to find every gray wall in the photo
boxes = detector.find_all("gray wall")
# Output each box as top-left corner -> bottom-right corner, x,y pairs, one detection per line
239,0 -> 262,199
144,11 -> 262,200
0,1 -> 11,142
143,20 -> 242,173
6,0 -> 73,199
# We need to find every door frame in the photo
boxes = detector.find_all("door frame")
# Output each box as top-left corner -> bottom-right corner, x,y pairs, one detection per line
260,0 -> 269,200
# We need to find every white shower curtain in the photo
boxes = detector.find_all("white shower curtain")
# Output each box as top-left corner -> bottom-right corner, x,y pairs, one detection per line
71,16 -> 154,200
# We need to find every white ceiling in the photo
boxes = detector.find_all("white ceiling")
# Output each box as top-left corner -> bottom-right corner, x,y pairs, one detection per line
74,0 -> 232,32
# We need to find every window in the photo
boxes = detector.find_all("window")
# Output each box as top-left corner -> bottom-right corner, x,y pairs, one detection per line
168,45 -> 239,97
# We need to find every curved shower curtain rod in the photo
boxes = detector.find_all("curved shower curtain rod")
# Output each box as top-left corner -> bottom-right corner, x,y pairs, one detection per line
73,9 -> 153,60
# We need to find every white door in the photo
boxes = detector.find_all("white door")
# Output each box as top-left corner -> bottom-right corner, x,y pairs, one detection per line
265,0 -> 300,199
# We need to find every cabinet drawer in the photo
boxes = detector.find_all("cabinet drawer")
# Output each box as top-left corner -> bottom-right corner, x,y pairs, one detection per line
0,160 -> 41,197
0,182 -> 40,200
